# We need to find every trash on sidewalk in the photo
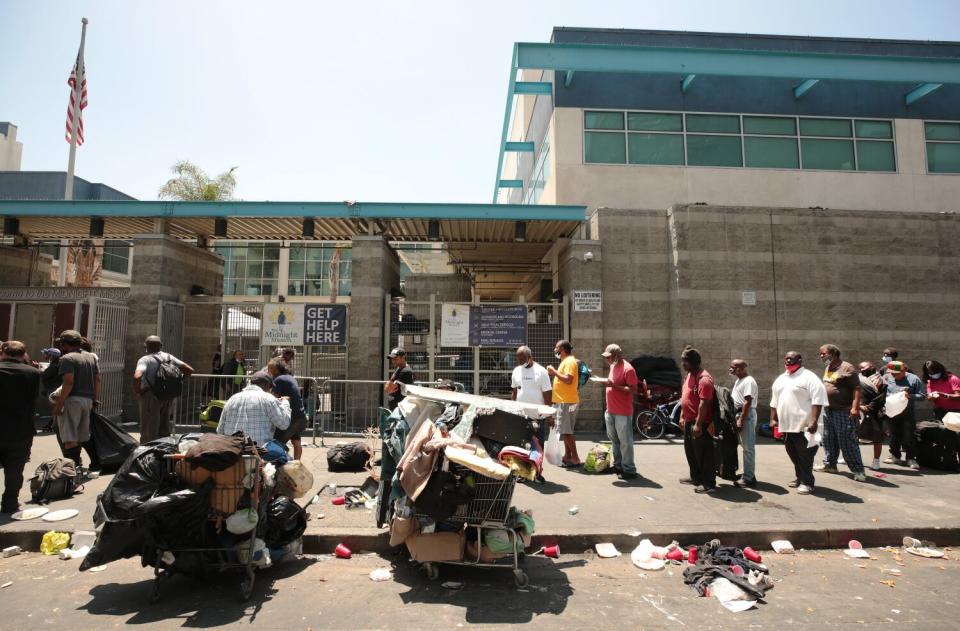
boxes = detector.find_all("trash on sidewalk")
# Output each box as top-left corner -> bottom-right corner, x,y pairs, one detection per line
335,543 -> 352,559
0,582 -> 12,588
708,577 -> 757,612
595,543 -> 621,558
40,531 -> 71,555
2,546 -> 22,558
583,444 -> 612,473
844,540 -> 871,559
442,581 -> 465,590
771,540 -> 795,554
904,545 -> 945,558
10,507 -> 48,521
879,579 -> 896,588
369,568 -> 393,582
631,539 -> 667,571
42,508 -> 80,522
58,545 -> 90,560
682,539 -> 772,606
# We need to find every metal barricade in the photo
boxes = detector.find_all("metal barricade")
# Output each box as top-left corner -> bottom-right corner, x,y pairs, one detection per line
312,379 -> 387,446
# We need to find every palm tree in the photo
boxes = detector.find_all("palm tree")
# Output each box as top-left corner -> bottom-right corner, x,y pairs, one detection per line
159,160 -> 238,201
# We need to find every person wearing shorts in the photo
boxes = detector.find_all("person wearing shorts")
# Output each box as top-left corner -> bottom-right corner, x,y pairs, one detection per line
52,330 -> 99,471
547,339 -> 581,467
268,358 -> 307,460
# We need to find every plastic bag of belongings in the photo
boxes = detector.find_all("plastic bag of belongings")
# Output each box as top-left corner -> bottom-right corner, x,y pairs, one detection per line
377,384 -> 553,564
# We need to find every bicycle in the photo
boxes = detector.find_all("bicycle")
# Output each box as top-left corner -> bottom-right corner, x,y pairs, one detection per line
635,400 -> 681,439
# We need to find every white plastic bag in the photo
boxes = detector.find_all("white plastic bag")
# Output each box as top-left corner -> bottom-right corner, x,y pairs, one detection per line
943,412 -> 960,433
884,391 -> 909,418
545,427 -> 563,466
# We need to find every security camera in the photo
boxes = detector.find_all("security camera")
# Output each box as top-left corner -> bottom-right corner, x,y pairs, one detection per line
583,251 -> 594,262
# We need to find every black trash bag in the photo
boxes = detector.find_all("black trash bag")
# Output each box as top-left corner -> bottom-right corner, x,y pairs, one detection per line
260,496 -> 307,547
413,470 -> 474,523
89,412 -> 139,472
81,438 -> 181,571
137,480 -> 214,571
326,442 -> 371,472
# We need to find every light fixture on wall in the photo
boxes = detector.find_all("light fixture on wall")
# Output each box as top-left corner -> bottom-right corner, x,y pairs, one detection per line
214,218 -> 228,237
190,284 -> 210,297
514,221 -> 526,242
302,217 -> 315,238
428,219 -> 440,241
3,217 -> 19,235
89,217 -> 105,237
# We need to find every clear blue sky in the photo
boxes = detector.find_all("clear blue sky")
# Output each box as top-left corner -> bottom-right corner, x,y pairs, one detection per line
1,0 -> 958,203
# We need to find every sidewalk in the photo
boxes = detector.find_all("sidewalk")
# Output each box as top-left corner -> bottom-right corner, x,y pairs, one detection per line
3,432 -> 958,553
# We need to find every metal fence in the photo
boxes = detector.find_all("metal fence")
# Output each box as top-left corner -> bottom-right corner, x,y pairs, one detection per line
87,297 -> 128,420
387,297 -> 568,398
312,379 -> 386,445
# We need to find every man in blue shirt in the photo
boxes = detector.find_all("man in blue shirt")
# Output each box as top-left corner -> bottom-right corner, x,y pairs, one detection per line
268,358 -> 307,460
883,361 -> 926,471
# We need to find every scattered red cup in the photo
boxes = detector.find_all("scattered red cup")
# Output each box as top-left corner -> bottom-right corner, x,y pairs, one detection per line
666,548 -> 684,561
331,495 -> 346,506
543,544 -> 560,558
773,426 -> 782,439
335,543 -> 352,559
730,564 -> 745,577
743,546 -> 762,563
687,545 -> 698,564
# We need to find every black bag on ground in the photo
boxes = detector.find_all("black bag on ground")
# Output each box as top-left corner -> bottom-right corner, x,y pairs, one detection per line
137,480 -> 214,571
90,412 -> 139,471
712,386 -> 740,481
326,441 -> 371,472
29,457 -> 81,504
413,470 -> 474,522
260,496 -> 308,547
915,421 -> 960,472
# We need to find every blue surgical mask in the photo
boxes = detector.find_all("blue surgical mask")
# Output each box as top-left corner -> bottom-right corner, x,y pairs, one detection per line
882,355 -> 893,363
930,372 -> 943,380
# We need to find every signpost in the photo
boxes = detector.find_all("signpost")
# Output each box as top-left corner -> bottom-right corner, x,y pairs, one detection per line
441,303 -> 528,347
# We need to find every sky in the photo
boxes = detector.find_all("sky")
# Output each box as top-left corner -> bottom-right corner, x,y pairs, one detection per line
1,0 -> 958,203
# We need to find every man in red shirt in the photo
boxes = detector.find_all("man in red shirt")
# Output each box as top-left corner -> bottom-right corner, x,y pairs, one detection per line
601,344 -> 639,480
679,346 -> 716,493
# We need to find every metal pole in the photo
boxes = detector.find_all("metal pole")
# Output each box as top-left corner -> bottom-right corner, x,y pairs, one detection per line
64,18 -> 88,201
428,293 -> 436,384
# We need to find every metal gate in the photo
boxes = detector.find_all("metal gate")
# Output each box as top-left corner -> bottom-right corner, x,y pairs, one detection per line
157,300 -> 185,358
87,297 -> 128,420
386,296 -> 568,398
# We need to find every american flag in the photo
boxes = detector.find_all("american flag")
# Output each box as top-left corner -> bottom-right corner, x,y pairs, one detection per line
65,51 -> 87,145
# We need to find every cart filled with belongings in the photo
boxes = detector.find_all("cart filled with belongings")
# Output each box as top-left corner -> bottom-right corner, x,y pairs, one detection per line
378,384 -> 550,587
79,432 -> 310,602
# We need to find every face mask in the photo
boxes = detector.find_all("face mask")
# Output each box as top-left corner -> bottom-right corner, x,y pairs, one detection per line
821,356 -> 831,365
785,363 -> 801,374
554,353 -> 562,360
930,372 -> 943,380
882,355 -> 893,363
861,369 -> 876,377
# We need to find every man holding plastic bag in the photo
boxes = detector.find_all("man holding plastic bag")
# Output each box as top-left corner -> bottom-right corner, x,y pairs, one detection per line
511,345 -> 552,484
883,361 -> 926,470
600,344 -> 639,480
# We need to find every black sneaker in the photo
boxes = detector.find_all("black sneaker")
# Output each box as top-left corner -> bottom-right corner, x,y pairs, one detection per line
533,474 -> 546,485
621,472 -> 639,480
679,478 -> 696,485
787,479 -> 800,488
694,485 -> 716,494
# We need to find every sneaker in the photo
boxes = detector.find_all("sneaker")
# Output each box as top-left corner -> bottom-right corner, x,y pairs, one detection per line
883,456 -> 905,465
620,472 -> 639,480
870,458 -> 881,471
908,459 -> 921,470
533,474 -> 546,485
679,477 -> 696,485
814,464 -> 839,473
853,472 -> 867,482
742,478 -> 758,488
694,485 -> 716,494
788,479 -> 800,488
797,484 -> 813,495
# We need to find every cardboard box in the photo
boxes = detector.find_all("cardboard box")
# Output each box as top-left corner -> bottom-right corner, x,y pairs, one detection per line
405,531 -> 464,563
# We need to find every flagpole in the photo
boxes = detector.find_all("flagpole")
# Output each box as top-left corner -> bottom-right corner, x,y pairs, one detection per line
65,17 -> 88,201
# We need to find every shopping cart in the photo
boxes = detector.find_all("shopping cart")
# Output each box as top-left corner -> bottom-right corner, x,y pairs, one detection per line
417,462 -> 529,587
149,454 -> 265,602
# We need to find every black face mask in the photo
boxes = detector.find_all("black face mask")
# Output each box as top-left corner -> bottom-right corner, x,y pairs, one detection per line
861,369 -> 876,377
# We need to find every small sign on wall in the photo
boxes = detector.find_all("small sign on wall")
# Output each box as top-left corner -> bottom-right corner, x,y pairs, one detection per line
573,290 -> 602,312
741,290 -> 757,306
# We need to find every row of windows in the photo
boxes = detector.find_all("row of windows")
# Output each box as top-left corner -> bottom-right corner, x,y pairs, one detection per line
216,243 -> 352,297
523,136 -> 551,205
584,111 -> 897,172
36,240 -> 131,275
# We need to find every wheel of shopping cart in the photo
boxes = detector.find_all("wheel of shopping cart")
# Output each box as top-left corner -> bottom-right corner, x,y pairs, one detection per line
513,570 -> 529,588
635,410 -> 665,439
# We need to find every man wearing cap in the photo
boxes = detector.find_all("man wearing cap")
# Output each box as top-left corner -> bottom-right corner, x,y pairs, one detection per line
217,370 -> 291,446
52,330 -> 100,470
600,344 -> 639,480
883,361 -> 926,470
770,351 -> 828,495
384,348 -> 415,411
0,341 -> 41,513
133,336 -> 194,444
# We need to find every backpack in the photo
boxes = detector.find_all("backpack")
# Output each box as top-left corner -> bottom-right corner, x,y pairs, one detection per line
151,354 -> 184,400
30,457 -> 82,504
712,385 -> 740,480
577,360 -> 591,388
914,421 -> 960,472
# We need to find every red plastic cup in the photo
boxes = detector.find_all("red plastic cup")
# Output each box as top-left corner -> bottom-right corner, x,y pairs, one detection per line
543,544 -> 560,558
335,543 -> 352,559
743,546 -> 762,563
730,564 -> 745,577
687,545 -> 698,564
331,495 -> 346,506
666,548 -> 684,561
773,426 -> 782,439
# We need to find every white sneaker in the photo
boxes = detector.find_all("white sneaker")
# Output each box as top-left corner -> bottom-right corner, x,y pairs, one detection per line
853,472 -> 867,482
870,458 -> 880,471
797,484 -> 813,495
908,459 -> 921,471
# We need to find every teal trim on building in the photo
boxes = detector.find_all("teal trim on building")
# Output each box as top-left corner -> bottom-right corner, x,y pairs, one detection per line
793,79 -> 820,100
514,81 -> 553,95
905,83 -> 944,105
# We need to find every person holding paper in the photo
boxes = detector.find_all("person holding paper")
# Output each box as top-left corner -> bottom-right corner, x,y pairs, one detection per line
883,361 -> 926,470
770,351 -> 828,495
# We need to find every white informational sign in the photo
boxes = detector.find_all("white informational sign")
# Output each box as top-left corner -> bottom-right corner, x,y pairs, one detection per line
262,303 -> 305,346
441,303 -> 471,347
741,290 -> 757,306
573,290 -> 602,312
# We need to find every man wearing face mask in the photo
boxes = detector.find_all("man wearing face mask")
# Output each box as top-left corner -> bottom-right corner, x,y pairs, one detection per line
770,352 -> 828,495
815,344 -> 866,481
600,344 -> 639,480
511,345 -> 552,485
857,362 -> 887,471
883,361 -> 926,470
879,348 -> 898,375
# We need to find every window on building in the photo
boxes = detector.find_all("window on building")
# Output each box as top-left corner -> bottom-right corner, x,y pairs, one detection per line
216,242 -> 280,296
101,240 -> 130,275
925,122 -> 960,174
37,241 -> 61,260
287,243 -> 352,297
583,110 -> 896,173
524,136 -> 551,204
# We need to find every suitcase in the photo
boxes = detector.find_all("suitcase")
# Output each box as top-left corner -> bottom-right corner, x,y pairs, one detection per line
915,421 -> 960,472
473,409 -> 532,446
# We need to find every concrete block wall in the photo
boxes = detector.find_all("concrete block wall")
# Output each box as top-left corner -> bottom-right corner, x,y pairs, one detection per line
403,273 -> 472,303
124,235 -> 223,420
348,236 -> 400,382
